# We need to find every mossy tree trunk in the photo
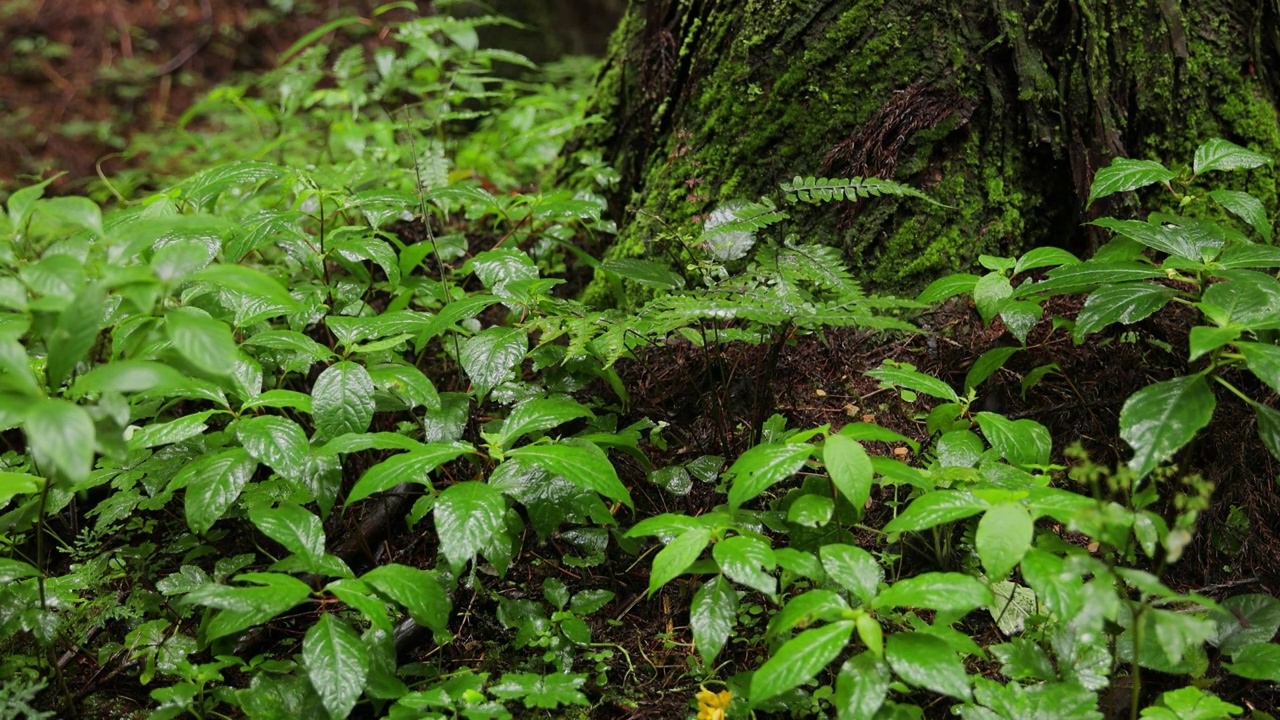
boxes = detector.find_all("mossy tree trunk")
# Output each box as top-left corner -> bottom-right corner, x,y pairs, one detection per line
570,0 -> 1280,295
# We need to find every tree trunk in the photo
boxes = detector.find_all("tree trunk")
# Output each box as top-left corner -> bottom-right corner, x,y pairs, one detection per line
570,0 -> 1280,298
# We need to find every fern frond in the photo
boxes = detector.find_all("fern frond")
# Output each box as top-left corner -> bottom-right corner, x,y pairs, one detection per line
781,175 -> 948,207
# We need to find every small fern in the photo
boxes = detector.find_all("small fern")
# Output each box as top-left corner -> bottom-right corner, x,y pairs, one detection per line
781,175 -> 947,207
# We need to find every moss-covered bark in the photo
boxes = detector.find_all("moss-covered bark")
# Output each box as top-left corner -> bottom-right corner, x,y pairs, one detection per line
569,0 -> 1280,303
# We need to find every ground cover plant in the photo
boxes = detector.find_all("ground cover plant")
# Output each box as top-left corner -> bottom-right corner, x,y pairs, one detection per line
2,6 -> 1279,720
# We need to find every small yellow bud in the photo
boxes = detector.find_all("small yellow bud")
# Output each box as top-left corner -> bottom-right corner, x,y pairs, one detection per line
696,685 -> 732,720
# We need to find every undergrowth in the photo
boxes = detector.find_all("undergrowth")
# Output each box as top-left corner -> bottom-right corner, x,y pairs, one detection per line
1,6 -> 1278,720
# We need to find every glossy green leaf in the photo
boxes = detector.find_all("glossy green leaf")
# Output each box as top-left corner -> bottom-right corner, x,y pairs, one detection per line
435,481 -> 507,570
965,346 -> 1020,392
712,535 -> 776,595
917,273 -> 980,303
824,434 -> 873,513
1209,594 -> 1280,655
1208,189 -> 1271,241
191,263 -> 301,310
1120,375 -> 1215,479
25,398 -> 95,485
975,503 -> 1034,579
974,412 -> 1051,468
46,283 -> 105,388
166,307 -> 238,377
1194,138 -> 1272,174
249,503 -> 325,566
304,613 -> 368,720
835,653 -> 891,720
873,572 -> 993,614
360,564 -> 451,634
1087,157 -> 1174,206
1223,643 -> 1280,682
128,410 -> 217,450
185,572 -> 312,641
367,363 -> 438,411
973,273 -> 1014,325
497,397 -> 593,450
0,339 -> 40,397
885,631 -> 971,700
884,490 -> 990,532
459,327 -> 526,399
237,415 -> 309,481
508,440 -> 632,508
647,527 -> 711,596
183,448 -> 257,534
1013,247 -> 1081,275
725,441 -> 813,509
71,360 -> 193,397
1187,326 -> 1240,362
345,442 -> 473,505
1017,262 -> 1164,298
1142,686 -> 1243,720
1239,342 -> 1280,395
0,471 -> 43,508
820,544 -> 882,605
40,195 -> 104,237
316,432 -> 425,455
936,429 -> 984,467
312,361 -> 376,442
787,493 -> 833,527
601,258 -> 686,289
866,362 -> 959,402
489,672 -> 588,709
750,620 -> 854,704
1073,283 -> 1176,341
242,329 -> 336,363
691,575 -> 737,666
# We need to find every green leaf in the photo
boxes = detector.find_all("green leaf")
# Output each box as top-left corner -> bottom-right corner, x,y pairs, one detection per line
40,195 -> 104,237
885,631 -> 971,700
1223,643 -> 1280,682
1209,593 -> 1280,655
1120,375 -> 1216,479
0,472 -> 43,508
820,544 -> 882,605
190,264 -> 301,311
973,273 -> 1014,325
835,653 -> 891,720
508,440 -> 632,508
1194,138 -> 1272,175
185,572 -> 312,641
750,620 -> 854,705
249,503 -> 326,567
490,672 -> 588,709
25,398 -> 95,485
601,258 -> 686,289
166,307 -> 239,377
459,327 -> 526,400
725,441 -> 814,509
304,614 -> 368,720
243,329 -> 335,363
1256,403 -> 1280,461
1090,218 -> 1208,262
312,362 -> 376,443
1014,247 -> 1081,275
1018,262 -> 1164,298
183,448 -> 257,534
181,160 -> 288,209
345,442 -> 473,505
46,283 -> 105,388
1087,158 -> 1175,206
1073,284 -> 1176,342
360,564 -> 451,635
1217,243 -> 1280,270
497,397 -> 593,450
237,415 -> 309,481
647,527 -> 711,596
873,572 -> 993,614
974,412 -> 1051,468
0,339 -> 40,397
1208,189 -> 1272,242
788,493 -> 833,527
128,410 -> 218,450
965,346 -> 1020,392
824,434 -> 873,513
917,273 -> 980,303
884,490 -> 991,532
988,581 -> 1041,635
712,535 -> 777,595
866,362 -> 959,402
975,503 -> 1034,579
316,432 -> 425,455
1142,686 -> 1243,720
1188,326 -> 1240,362
434,482 -> 507,570
691,575 -> 737,666
71,360 -> 193,397
367,363 -> 438,411
1239,342 -> 1280,395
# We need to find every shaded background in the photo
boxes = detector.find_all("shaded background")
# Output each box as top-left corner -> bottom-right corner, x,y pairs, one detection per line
0,0 -> 625,191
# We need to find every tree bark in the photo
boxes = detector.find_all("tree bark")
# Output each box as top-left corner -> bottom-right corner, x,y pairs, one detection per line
569,0 -> 1280,298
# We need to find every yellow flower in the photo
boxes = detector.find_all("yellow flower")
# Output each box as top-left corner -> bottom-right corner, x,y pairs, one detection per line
696,685 -> 732,720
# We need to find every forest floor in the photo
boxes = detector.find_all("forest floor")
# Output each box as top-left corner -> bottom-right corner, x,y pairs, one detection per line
6,3 -> 1280,719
